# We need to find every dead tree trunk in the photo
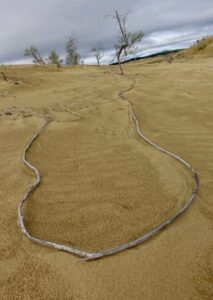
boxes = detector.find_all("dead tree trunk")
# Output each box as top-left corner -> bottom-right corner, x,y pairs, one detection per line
111,10 -> 144,75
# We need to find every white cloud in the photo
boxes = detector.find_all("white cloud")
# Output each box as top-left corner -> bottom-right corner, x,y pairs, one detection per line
0,0 -> 212,64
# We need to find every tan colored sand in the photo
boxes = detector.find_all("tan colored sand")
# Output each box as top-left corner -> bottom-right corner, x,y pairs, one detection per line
175,36 -> 213,59
0,57 -> 212,299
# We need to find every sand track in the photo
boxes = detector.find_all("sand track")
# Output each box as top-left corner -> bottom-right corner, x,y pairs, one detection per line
1,60 -> 212,299
2,78 -> 199,260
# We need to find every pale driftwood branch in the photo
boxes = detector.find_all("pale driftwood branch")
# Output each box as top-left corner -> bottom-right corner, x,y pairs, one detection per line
4,78 -> 199,260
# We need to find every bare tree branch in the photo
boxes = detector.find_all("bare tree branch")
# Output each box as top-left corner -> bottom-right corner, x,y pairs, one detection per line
24,46 -> 45,65
111,10 -> 144,75
65,36 -> 81,66
91,45 -> 104,66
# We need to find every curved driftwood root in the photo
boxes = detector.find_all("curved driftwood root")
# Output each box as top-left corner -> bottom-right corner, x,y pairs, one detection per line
5,78 -> 199,260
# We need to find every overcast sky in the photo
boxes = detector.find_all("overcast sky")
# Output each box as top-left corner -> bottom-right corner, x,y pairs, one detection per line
1,0 -> 213,64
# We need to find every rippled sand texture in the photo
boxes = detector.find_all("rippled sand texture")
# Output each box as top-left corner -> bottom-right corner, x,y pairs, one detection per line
0,55 -> 212,299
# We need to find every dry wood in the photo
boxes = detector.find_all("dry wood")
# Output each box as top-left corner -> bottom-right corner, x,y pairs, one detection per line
4,79 -> 199,260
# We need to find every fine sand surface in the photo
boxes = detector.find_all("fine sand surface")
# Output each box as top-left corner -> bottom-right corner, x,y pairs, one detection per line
0,56 -> 212,299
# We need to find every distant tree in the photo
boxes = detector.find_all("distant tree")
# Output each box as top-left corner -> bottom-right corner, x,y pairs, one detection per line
65,37 -> 80,65
1,64 -> 6,70
24,46 -> 45,65
111,10 -> 144,75
48,50 -> 63,67
91,45 -> 104,66
0,65 -> 7,81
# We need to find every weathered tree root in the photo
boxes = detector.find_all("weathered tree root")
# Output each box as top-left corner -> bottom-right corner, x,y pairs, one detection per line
8,79 -> 199,260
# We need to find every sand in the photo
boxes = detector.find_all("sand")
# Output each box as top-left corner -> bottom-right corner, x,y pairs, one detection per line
0,55 -> 212,299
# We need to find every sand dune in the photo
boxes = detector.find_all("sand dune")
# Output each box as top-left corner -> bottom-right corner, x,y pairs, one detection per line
175,36 -> 213,59
0,53 -> 213,298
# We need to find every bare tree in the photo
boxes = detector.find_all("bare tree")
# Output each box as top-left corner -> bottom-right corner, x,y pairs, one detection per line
48,50 -> 63,67
65,36 -> 80,65
112,10 -> 144,75
24,46 -> 45,65
91,45 -> 104,66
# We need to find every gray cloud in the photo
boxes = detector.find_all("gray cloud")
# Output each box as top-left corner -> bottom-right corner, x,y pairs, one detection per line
0,0 -> 213,64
